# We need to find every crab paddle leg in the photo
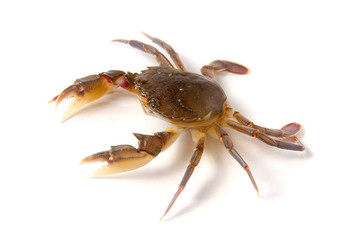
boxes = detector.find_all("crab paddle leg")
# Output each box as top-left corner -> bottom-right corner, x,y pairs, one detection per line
226,120 -> 305,151
201,60 -> 249,79
160,130 -> 206,221
233,111 -> 302,137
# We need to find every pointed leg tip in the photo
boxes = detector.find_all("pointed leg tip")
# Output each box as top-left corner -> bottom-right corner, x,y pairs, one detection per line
159,210 -> 169,222
141,32 -> 152,39
254,186 -> 260,197
112,39 -> 128,43
244,165 -> 260,196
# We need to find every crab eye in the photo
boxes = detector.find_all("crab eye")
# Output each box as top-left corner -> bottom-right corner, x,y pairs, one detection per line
148,97 -> 160,109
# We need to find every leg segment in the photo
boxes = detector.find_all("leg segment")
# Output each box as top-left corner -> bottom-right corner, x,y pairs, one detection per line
201,60 -> 249,79
49,70 -> 131,122
211,125 -> 259,195
160,130 -> 206,221
79,127 -> 182,176
112,39 -> 174,69
142,32 -> 187,71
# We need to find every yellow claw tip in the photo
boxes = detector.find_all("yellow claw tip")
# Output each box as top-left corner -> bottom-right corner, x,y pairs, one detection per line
48,95 -> 58,104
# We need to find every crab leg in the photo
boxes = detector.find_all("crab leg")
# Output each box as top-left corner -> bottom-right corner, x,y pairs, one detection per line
226,120 -> 304,151
233,111 -> 302,137
112,39 -> 174,69
160,130 -> 206,221
211,125 -> 259,195
49,70 -> 130,122
80,127 -> 182,177
142,32 -> 187,71
201,60 -> 249,79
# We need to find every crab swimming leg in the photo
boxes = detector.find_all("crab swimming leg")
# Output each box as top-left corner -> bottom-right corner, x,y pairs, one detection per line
49,70 -> 131,122
226,119 -> 304,151
160,130 -> 206,221
201,60 -> 249,79
79,127 -> 182,177
229,110 -> 304,151
232,110 -> 302,138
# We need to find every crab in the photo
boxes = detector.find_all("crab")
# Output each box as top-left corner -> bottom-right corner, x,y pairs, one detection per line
49,33 -> 305,220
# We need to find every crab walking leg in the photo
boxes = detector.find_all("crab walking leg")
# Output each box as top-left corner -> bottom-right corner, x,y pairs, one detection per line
142,32 -> 187,71
80,127 -> 182,176
112,39 -> 174,69
201,60 -> 249,79
226,120 -> 305,151
49,70 -> 130,122
160,130 -> 206,221
212,125 -> 259,195
233,110 -> 302,137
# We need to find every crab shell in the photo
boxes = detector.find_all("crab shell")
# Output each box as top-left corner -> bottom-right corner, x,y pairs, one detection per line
135,66 -> 227,127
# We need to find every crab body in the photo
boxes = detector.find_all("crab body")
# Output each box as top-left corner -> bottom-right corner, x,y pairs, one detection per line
50,33 -> 305,220
135,66 -> 227,127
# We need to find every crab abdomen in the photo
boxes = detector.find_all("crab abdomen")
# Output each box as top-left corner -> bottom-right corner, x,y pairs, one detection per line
135,66 -> 227,127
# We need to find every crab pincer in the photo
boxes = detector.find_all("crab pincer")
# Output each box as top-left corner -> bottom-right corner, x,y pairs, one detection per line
79,129 -> 181,176
49,70 -> 128,122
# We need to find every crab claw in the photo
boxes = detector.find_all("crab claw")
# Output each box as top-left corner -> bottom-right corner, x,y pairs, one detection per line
49,71 -> 126,122
79,145 -> 155,177
79,128 -> 182,177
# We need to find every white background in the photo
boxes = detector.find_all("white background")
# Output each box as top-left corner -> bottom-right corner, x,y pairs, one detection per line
1,0 -> 359,239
